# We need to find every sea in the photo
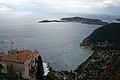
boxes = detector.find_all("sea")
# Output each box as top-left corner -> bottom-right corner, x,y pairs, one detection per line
0,22 -> 100,71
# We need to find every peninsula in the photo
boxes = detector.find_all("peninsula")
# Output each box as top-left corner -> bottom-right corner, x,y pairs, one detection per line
39,17 -> 108,25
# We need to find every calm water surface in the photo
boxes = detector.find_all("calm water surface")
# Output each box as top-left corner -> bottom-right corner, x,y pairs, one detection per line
0,23 -> 100,71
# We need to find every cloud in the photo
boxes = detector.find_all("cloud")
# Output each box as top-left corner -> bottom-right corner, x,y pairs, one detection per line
0,5 -> 12,13
34,0 -> 120,13
0,0 -> 120,14
0,0 -> 27,5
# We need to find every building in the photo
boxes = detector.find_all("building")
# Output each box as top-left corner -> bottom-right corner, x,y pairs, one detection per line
3,49 -> 40,79
0,52 -> 5,62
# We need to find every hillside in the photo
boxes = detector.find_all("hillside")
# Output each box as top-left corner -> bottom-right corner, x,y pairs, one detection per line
77,23 -> 120,80
81,23 -> 120,49
45,23 -> 120,80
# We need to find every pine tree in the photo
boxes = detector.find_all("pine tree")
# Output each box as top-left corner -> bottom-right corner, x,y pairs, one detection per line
36,55 -> 44,80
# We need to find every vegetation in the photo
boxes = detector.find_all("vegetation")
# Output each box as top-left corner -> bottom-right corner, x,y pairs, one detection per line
0,64 -> 4,80
6,64 -> 19,80
45,72 -> 61,80
36,55 -> 44,80
78,23 -> 120,80
0,64 -> 24,80
88,23 -> 120,43
75,50 -> 120,80
81,23 -> 120,49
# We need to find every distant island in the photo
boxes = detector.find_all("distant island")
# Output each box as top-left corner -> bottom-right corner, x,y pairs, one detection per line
39,20 -> 64,23
39,17 -> 108,25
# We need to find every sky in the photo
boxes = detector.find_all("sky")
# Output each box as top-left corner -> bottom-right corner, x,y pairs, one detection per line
0,0 -> 120,25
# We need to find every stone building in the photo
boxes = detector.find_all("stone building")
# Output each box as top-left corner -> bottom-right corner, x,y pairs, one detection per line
0,52 -> 5,62
3,49 -> 40,79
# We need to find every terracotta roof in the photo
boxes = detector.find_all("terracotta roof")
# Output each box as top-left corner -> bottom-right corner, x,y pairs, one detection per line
4,49 -> 40,64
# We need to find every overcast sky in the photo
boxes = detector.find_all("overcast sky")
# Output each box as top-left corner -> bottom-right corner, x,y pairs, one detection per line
0,0 -> 120,15
0,0 -> 120,25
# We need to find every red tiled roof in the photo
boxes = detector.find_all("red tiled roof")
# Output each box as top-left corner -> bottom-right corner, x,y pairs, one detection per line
4,49 -> 39,64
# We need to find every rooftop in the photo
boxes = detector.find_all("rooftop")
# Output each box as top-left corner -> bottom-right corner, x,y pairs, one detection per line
3,49 -> 40,64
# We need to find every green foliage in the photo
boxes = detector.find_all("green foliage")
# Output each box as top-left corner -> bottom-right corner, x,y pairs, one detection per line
0,64 -> 4,80
45,72 -> 57,80
45,72 -> 63,80
82,23 -> 120,49
6,65 -> 19,80
88,23 -> 120,43
36,55 -> 44,80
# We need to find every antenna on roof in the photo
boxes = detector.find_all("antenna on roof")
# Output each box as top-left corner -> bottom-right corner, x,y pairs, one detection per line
10,40 -> 14,50
0,40 -> 15,51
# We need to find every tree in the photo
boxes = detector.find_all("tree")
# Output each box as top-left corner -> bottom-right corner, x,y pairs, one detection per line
0,64 -> 4,80
36,55 -> 44,80
7,64 -> 19,80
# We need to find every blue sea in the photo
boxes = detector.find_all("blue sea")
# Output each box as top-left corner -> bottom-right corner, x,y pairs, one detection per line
0,22 -> 100,71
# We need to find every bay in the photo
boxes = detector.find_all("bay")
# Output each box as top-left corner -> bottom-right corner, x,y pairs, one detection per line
0,22 -> 100,71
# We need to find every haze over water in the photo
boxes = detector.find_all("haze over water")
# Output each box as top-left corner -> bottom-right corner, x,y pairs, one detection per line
0,22 -> 100,70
